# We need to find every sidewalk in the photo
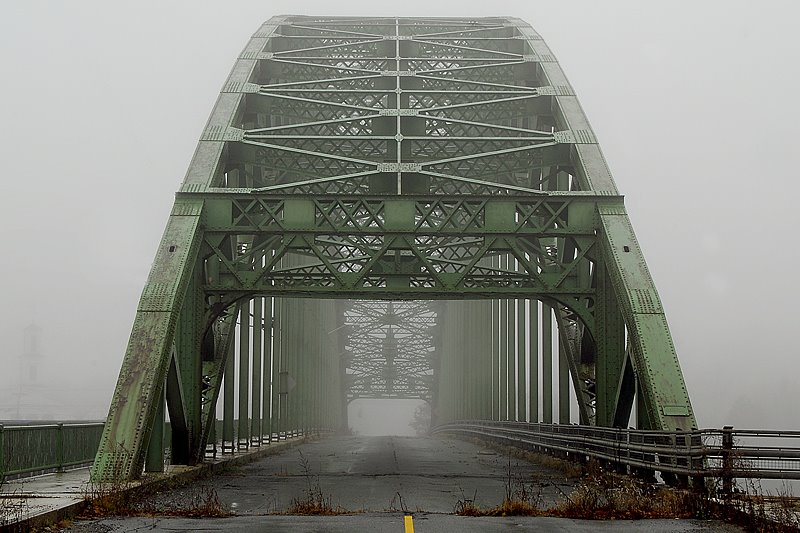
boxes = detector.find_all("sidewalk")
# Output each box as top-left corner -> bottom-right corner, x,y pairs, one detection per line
0,435 -> 309,530
1,467 -> 89,528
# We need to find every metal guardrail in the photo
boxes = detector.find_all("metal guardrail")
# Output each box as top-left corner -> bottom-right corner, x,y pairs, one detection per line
434,420 -> 800,485
0,423 -> 105,481
7,418 -> 797,487
0,421 -> 315,482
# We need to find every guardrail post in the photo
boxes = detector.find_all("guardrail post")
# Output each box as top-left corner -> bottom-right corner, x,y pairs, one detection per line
633,432 -> 657,483
673,432 -> 689,488
0,424 -> 4,481
691,431 -> 706,494
661,433 -> 677,486
625,428 -> 632,475
721,425 -> 734,496
613,428 -> 628,475
56,423 -> 64,473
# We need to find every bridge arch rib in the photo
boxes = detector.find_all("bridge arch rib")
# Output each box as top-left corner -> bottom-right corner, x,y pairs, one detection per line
92,16 -> 696,481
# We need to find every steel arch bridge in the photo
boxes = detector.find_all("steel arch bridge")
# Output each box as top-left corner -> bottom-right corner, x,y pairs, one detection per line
92,15 -> 696,481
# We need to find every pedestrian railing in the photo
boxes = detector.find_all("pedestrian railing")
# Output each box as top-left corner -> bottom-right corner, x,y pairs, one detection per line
434,420 -> 800,487
0,423 -> 105,481
0,421 -> 321,482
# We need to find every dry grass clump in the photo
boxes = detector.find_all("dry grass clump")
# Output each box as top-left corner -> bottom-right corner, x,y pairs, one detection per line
158,486 -> 231,518
81,478 -> 136,517
82,482 -> 231,519
454,458 -> 698,520
81,442 -> 232,519
455,489 -> 541,517
488,498 -> 541,517
456,498 -> 541,517
454,457 -> 543,516
552,463 -> 695,520
453,493 -> 482,516
285,451 -> 348,516
0,487 -> 29,532
726,481 -> 800,532
287,488 -> 342,515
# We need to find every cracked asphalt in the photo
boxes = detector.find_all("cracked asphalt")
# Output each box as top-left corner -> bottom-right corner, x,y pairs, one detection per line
60,435 -> 742,532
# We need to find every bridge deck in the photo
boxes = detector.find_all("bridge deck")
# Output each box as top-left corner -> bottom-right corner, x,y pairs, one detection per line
137,435 -> 574,514
46,435 -> 741,532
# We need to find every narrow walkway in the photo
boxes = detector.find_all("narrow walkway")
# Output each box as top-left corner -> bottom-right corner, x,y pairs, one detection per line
1,467 -> 89,525
0,435 -> 306,529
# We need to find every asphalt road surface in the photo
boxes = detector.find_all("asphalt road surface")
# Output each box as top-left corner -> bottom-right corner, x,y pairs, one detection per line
61,435 -> 742,532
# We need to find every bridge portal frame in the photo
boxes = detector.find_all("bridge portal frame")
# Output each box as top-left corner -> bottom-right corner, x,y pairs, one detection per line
92,15 -> 695,481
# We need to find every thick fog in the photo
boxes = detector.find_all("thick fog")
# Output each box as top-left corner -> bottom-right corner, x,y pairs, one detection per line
0,1 -> 797,430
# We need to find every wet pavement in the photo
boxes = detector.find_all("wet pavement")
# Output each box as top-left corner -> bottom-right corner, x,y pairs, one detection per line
1,467 -> 89,527
132,435 -> 576,514
54,435 -> 742,532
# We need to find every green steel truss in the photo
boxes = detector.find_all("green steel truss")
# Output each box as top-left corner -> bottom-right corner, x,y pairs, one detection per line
93,16 -> 696,481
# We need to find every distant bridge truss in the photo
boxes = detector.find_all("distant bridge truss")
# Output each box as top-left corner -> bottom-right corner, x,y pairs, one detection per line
93,16 -> 696,481
343,301 -> 436,402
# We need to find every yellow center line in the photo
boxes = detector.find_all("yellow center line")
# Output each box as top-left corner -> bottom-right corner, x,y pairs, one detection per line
404,514 -> 415,533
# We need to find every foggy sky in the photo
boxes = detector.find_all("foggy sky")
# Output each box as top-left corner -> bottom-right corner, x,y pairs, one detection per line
1,1 -> 798,429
